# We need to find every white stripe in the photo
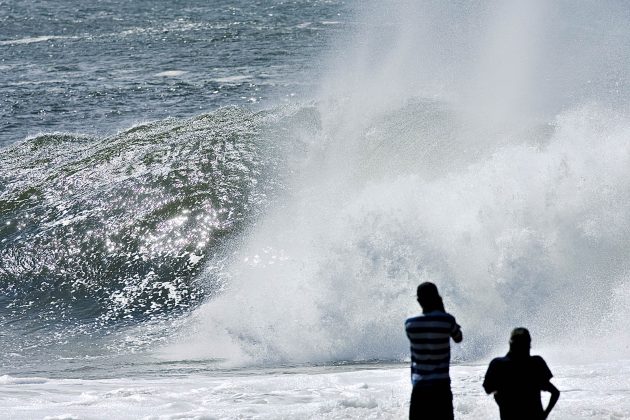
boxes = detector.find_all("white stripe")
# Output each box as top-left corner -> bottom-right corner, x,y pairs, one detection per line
412,372 -> 450,381
412,362 -> 450,371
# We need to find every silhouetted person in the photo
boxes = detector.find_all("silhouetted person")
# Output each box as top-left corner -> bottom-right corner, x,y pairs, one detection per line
405,282 -> 463,420
483,328 -> 560,420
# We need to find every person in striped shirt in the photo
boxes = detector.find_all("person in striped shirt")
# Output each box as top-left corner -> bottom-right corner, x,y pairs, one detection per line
405,282 -> 463,420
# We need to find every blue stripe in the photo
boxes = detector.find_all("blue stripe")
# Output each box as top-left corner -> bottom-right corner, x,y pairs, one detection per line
409,336 -> 450,344
411,353 -> 449,363
409,340 -> 451,347
412,365 -> 449,375
411,357 -> 450,365
407,328 -> 452,335
410,341 -> 450,349
405,320 -> 453,329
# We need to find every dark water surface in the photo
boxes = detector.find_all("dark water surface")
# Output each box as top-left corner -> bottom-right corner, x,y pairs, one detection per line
0,0 -> 350,147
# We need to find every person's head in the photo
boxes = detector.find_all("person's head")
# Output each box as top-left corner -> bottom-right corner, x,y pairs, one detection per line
417,282 -> 445,314
509,327 -> 531,357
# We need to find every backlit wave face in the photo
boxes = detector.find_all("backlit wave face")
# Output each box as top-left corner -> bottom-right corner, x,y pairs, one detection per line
0,106 -> 324,354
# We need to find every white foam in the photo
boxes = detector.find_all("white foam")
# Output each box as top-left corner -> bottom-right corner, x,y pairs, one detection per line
0,35 -> 77,46
170,101 -> 630,366
154,70 -> 188,77
0,362 -> 627,419
167,0 -> 630,367
0,375 -> 48,385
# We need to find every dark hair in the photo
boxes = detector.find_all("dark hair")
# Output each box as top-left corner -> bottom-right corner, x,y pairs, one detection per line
417,282 -> 445,314
509,327 -> 531,356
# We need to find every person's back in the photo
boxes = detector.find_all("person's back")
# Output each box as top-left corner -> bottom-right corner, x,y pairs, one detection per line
483,328 -> 560,420
405,310 -> 459,385
405,282 -> 462,420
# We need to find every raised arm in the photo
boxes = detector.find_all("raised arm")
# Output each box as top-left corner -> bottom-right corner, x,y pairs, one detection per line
452,328 -> 463,343
541,381 -> 560,419
451,322 -> 463,343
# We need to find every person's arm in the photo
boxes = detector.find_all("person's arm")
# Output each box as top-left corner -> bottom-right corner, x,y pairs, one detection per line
541,381 -> 560,419
483,360 -> 498,395
451,321 -> 463,343
452,328 -> 463,343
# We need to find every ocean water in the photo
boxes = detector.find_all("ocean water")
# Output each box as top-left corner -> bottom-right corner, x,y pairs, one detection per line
0,0 -> 347,147
2,1 -> 630,419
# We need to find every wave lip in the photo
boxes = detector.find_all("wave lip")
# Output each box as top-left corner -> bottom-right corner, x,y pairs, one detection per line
154,70 -> 188,77
0,104 -> 325,364
0,375 -> 48,385
0,107 -> 289,324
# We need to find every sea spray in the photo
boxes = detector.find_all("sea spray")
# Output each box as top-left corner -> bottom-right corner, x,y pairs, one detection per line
168,102 -> 630,365
171,1 -> 630,365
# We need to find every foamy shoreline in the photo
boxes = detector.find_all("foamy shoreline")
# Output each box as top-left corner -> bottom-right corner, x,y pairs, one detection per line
1,362 -> 628,419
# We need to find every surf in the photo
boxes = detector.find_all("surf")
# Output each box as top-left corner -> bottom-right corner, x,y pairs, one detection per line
168,0 -> 630,366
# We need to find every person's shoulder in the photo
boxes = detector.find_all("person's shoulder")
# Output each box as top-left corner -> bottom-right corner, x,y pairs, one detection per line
530,355 -> 551,369
490,355 -> 510,364
530,355 -> 553,379
406,311 -> 456,324
530,355 -> 548,365
442,312 -> 457,322
420,310 -> 455,319
429,311 -> 457,324
488,355 -> 513,369
485,356 -> 509,375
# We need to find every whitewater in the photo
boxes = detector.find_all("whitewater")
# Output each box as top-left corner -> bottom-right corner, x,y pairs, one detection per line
1,0 -> 630,419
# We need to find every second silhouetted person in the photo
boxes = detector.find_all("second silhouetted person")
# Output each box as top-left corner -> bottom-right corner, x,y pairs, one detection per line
483,328 -> 560,420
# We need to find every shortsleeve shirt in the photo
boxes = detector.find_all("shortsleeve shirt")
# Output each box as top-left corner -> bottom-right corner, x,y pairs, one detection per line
404,311 -> 462,386
483,354 -> 553,419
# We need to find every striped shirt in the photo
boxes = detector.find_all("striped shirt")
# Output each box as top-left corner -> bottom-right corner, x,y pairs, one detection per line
405,311 -> 462,386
